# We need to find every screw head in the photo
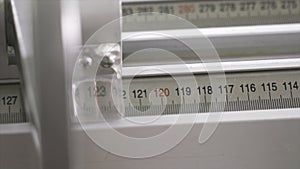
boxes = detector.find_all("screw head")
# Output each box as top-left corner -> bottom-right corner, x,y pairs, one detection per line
101,55 -> 115,68
79,56 -> 93,68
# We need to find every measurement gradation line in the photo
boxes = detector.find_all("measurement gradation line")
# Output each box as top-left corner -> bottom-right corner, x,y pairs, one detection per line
122,97 -> 300,116
96,97 -> 300,116
0,112 -> 26,124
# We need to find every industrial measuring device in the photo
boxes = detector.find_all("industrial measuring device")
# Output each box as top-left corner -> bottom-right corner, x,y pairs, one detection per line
2,0 -> 300,122
1,0 -> 300,169
76,0 -> 300,118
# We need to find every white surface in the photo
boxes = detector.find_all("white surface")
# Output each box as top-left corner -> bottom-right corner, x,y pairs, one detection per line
70,108 -> 300,169
0,123 -> 39,169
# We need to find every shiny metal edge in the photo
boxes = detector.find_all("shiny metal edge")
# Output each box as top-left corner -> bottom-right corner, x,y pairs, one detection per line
0,78 -> 20,84
123,24 -> 300,41
122,57 -> 300,77
73,108 -> 300,129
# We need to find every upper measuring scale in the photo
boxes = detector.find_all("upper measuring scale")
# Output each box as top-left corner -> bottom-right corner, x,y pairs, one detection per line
122,0 -> 300,30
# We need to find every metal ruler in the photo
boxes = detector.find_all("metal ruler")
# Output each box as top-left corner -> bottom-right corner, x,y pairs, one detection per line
122,0 -> 300,30
0,82 -> 25,124
75,69 -> 300,117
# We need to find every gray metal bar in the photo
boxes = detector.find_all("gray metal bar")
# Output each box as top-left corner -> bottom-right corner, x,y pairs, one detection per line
11,0 -> 69,168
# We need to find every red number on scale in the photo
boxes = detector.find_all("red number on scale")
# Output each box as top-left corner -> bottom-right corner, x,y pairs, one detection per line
155,88 -> 170,97
179,4 -> 195,14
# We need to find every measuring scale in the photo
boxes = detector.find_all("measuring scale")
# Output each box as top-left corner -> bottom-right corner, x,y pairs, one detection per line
74,67 -> 300,118
0,81 -> 25,123
123,0 -> 300,30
